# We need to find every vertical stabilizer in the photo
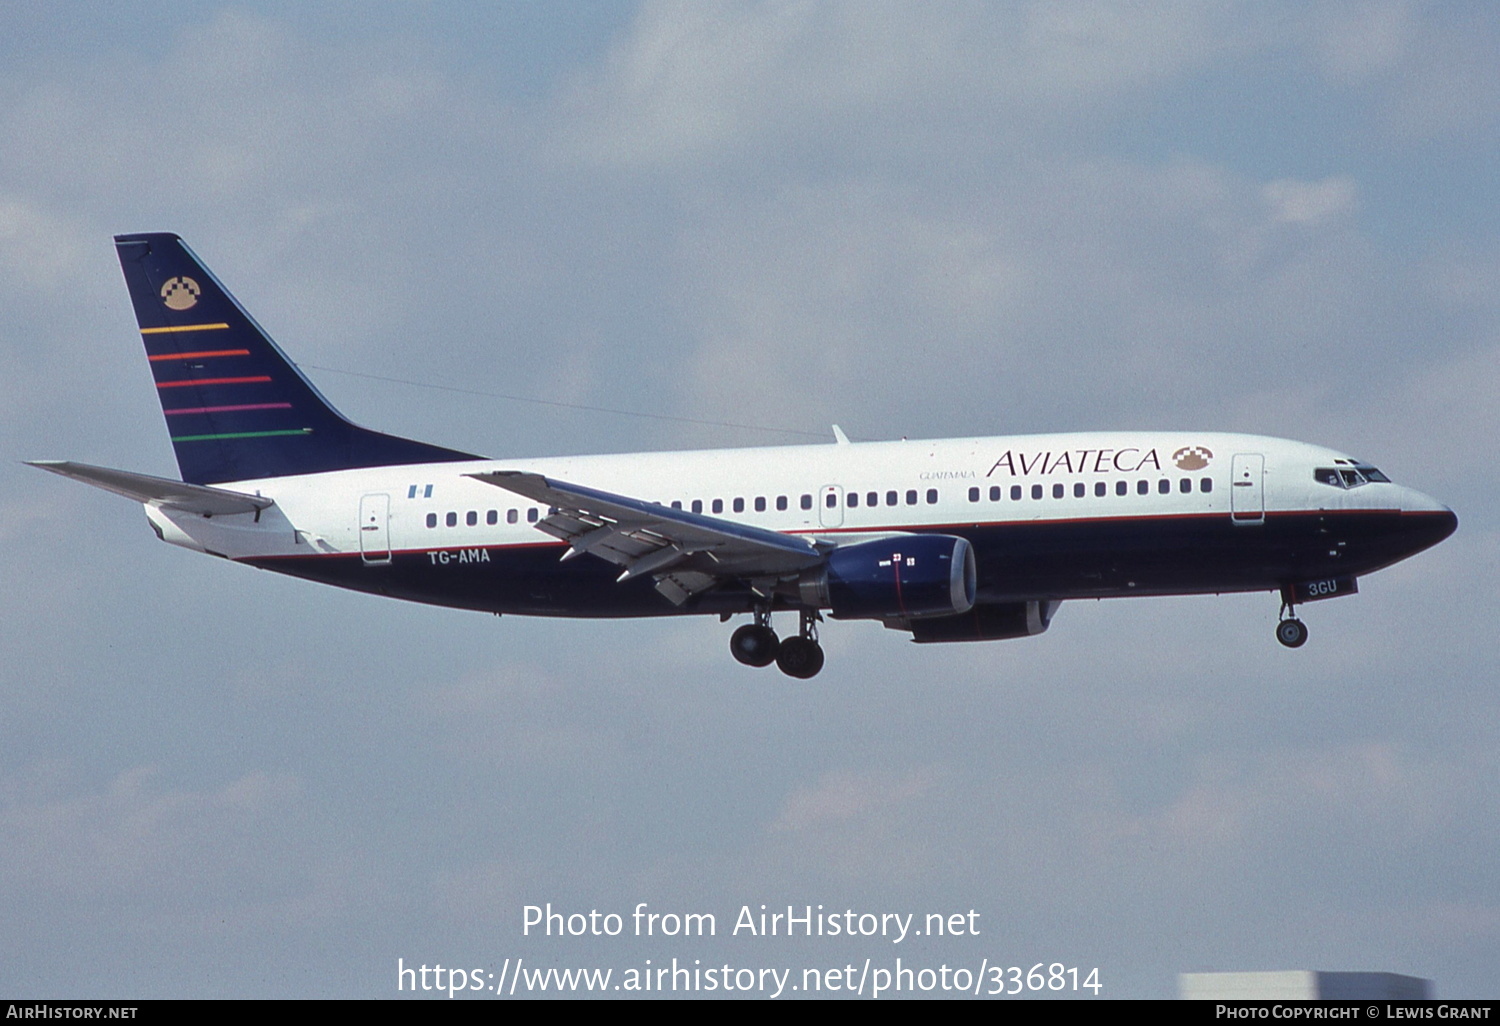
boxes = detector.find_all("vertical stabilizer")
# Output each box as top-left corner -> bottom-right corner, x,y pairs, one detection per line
115,232 -> 480,484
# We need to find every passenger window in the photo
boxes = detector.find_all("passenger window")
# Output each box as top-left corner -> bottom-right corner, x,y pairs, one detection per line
969,487 -> 980,502
989,486 -> 1001,501
866,491 -> 878,507
733,497 -> 745,513
1074,483 -> 1085,498
1137,480 -> 1148,495
1011,485 -> 1022,501
755,496 -> 766,512
446,512 -> 457,527
1179,478 -> 1191,493
671,500 -> 682,510
1200,478 -> 1212,493
801,494 -> 813,510
692,500 -> 703,514
487,510 -> 498,525
466,510 -> 477,526
1095,482 -> 1106,497
776,495 -> 787,511
824,493 -> 836,509
886,491 -> 898,506
527,508 -> 539,523
1158,479 -> 1170,495
926,489 -> 938,504
1116,480 -> 1127,496
426,513 -> 437,528
713,499 -> 724,514
1031,484 -> 1043,500
847,492 -> 859,508
1052,483 -> 1064,499
906,490 -> 918,505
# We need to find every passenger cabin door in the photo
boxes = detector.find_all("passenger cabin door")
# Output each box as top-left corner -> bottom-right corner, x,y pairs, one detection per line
359,493 -> 392,564
1230,454 -> 1264,525
819,485 -> 844,528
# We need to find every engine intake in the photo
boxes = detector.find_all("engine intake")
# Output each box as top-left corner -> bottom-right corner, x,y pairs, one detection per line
800,535 -> 975,620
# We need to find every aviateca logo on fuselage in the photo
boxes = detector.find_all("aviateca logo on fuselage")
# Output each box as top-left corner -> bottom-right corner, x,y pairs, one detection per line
1173,446 -> 1213,471
984,445 -> 1215,478
160,276 -> 201,310
987,447 -> 1161,477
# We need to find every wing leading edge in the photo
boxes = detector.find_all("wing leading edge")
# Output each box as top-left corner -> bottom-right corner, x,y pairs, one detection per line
467,471 -> 827,604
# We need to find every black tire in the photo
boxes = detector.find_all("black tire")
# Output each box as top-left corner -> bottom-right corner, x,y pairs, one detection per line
776,636 -> 825,678
730,624 -> 779,667
1276,618 -> 1308,648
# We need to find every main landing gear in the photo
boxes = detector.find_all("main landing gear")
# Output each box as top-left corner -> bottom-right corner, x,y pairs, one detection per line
1275,595 -> 1309,649
729,607 -> 825,678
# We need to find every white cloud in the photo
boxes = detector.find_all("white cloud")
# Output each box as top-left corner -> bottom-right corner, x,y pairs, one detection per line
664,157 -> 1385,439
771,766 -> 939,832
1262,176 -> 1358,225
1310,0 -> 1419,84
557,0 -> 1238,167
0,764 -> 306,902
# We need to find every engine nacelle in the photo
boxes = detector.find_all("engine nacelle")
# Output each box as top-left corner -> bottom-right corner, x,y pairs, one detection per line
907,600 -> 1059,643
800,535 -> 975,620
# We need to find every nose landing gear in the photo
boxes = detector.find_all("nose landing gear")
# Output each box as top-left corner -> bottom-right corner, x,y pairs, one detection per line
730,607 -> 824,677
1275,594 -> 1308,648
1275,617 -> 1309,648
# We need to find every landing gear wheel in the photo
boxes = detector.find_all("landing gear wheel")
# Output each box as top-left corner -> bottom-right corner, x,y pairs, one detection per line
730,624 -> 780,667
776,636 -> 825,679
1276,618 -> 1308,648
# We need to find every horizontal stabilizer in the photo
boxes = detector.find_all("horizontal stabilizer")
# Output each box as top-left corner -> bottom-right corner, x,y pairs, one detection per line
27,460 -> 273,516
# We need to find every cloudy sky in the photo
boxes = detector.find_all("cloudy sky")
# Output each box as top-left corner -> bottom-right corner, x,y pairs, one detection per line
2,1 -> 1497,999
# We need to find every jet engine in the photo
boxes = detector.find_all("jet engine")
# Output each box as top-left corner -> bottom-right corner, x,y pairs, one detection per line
799,535 -> 975,620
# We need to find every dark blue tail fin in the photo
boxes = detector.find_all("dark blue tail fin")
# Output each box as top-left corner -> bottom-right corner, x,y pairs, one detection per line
115,233 -> 480,484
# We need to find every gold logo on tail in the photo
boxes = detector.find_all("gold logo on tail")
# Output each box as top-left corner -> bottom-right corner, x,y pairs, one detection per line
160,276 -> 201,311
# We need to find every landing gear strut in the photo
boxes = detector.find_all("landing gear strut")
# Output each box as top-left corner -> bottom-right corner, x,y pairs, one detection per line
729,607 -> 825,677
775,609 -> 825,679
1276,596 -> 1308,648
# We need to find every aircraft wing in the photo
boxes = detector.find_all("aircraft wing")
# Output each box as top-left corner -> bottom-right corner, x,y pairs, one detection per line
467,470 -> 827,604
27,460 -> 274,516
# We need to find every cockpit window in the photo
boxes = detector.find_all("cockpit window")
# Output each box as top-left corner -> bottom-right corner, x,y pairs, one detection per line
1316,464 -> 1392,488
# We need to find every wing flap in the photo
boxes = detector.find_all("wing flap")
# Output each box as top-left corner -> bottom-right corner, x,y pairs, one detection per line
467,470 -> 825,603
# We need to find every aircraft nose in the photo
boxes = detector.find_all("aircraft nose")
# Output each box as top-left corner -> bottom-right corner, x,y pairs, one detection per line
1400,488 -> 1457,550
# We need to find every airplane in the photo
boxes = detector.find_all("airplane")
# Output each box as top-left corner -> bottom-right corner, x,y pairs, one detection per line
29,233 -> 1457,678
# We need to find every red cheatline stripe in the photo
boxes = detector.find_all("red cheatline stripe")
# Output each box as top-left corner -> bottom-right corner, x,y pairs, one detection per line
156,376 -> 271,389
163,402 -> 293,416
147,349 -> 251,362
